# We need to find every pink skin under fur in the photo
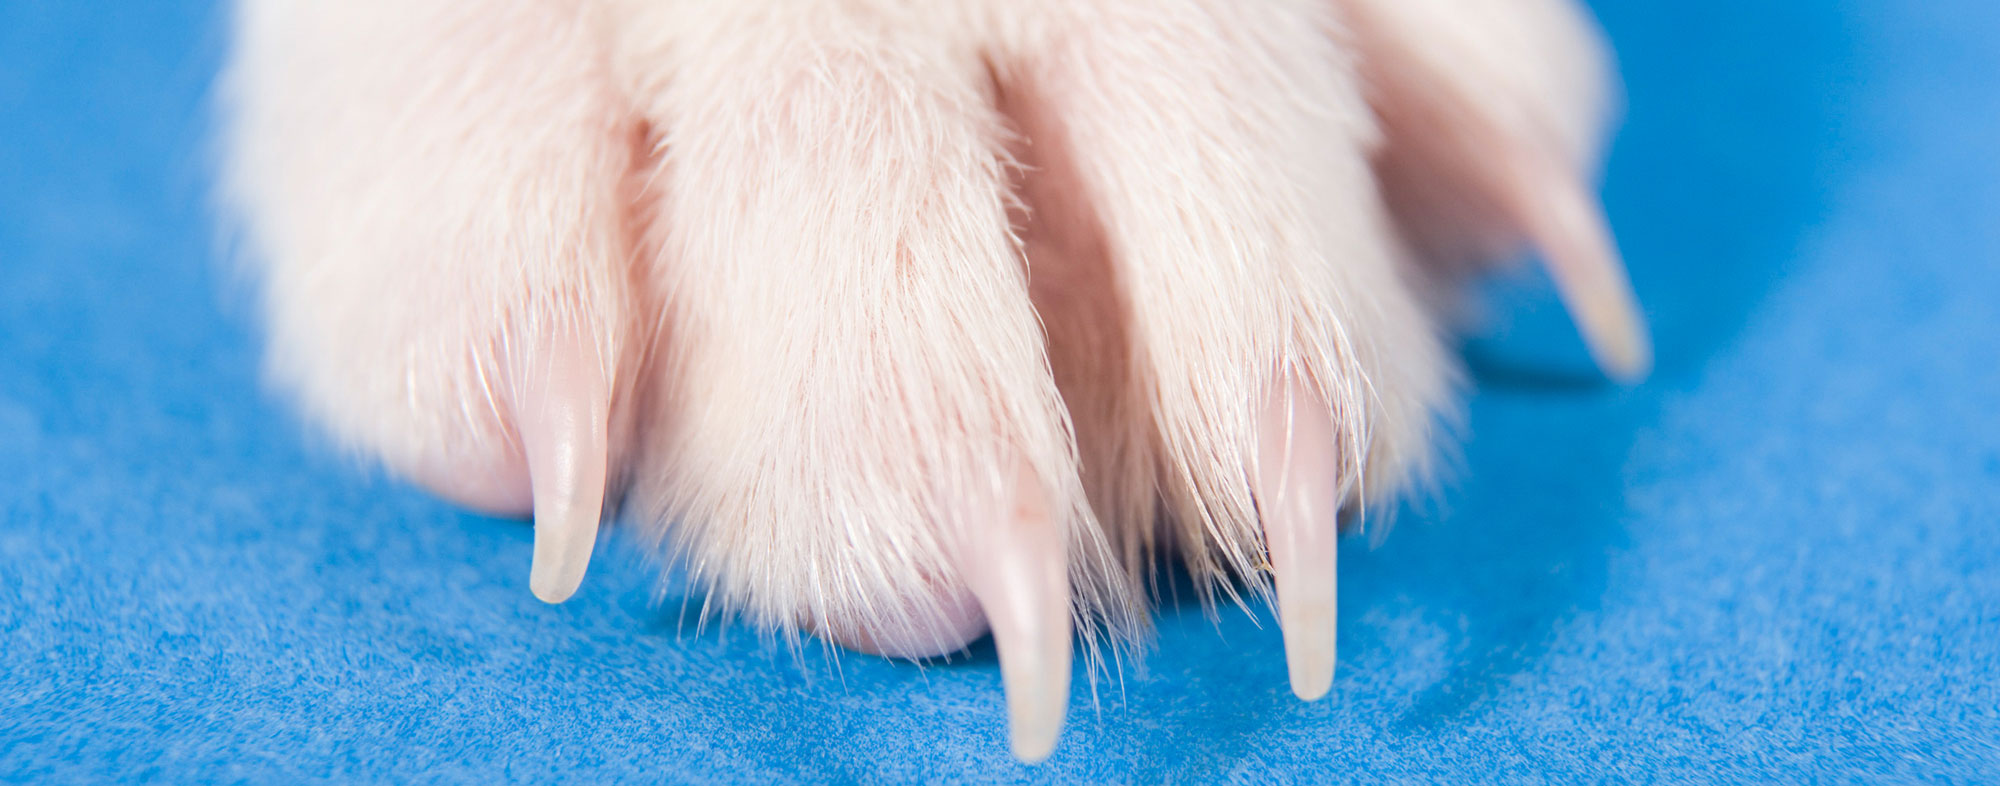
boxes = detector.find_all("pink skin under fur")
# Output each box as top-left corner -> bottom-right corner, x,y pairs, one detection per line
221,0 -> 1646,762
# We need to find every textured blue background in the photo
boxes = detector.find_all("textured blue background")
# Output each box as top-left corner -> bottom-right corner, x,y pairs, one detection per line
4,1 -> 1997,782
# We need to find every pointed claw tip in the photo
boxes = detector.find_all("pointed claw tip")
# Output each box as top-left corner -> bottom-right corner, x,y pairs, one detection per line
1580,289 -> 1653,384
528,557 -> 583,604
527,493 -> 600,606
995,635 -> 1069,763
1281,598 -> 1337,701
513,329 -> 611,610
527,498 -> 600,605
1284,628 -> 1336,701
1290,671 -> 1333,702
1012,738 -> 1058,765
1257,385 -> 1341,703
992,586 -> 1072,765
529,579 -> 576,605
1504,156 -> 1654,387
960,461 -> 1072,765
1602,336 -> 1652,385
1009,699 -> 1064,764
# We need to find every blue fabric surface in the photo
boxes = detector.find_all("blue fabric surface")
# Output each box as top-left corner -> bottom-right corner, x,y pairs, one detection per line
4,2 -> 1997,782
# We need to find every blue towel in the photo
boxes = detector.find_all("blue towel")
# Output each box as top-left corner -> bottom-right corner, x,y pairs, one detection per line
3,1 -> 1996,781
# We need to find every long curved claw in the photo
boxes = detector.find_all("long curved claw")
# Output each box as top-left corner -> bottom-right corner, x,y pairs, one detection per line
962,463 -> 1073,764
1338,0 -> 1650,382
519,331 -> 611,604
1505,157 -> 1654,382
1257,382 -> 1341,701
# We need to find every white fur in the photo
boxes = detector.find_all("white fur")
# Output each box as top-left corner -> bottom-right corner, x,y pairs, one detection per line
1345,0 -> 1618,275
989,0 -> 1451,607
609,1 -> 1136,654
224,0 -> 1618,660
222,0 -> 638,515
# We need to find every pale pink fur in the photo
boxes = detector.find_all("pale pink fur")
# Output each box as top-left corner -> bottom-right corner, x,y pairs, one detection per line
222,0 -> 1625,755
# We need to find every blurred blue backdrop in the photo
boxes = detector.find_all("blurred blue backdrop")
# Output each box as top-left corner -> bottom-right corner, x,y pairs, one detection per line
3,1 -> 1996,782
